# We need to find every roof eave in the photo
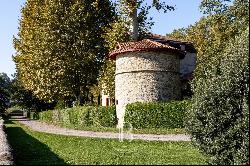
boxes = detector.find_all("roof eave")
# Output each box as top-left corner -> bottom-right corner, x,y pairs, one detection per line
109,48 -> 185,60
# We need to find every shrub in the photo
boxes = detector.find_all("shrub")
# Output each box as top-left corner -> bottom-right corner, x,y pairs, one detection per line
29,111 -> 39,120
124,100 -> 190,129
185,29 -> 249,165
38,106 -> 117,128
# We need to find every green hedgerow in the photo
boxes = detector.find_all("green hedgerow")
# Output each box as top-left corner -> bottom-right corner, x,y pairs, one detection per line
125,100 -> 190,129
38,105 -> 117,128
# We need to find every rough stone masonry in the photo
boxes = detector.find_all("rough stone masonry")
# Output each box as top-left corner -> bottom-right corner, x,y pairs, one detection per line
110,39 -> 184,128
0,119 -> 14,165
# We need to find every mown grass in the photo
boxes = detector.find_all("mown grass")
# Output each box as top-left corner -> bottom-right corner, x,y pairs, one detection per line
5,120 -> 207,165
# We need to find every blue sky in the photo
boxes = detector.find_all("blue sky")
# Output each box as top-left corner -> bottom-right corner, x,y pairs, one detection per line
0,0 -> 203,79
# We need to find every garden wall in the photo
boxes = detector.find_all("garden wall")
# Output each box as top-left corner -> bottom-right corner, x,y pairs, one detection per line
0,119 -> 14,165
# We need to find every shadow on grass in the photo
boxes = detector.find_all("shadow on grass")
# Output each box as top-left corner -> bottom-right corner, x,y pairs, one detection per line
3,119 -> 14,124
5,123 -> 67,165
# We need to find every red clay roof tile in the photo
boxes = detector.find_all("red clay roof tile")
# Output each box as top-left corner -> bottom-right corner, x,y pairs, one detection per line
109,39 -> 184,59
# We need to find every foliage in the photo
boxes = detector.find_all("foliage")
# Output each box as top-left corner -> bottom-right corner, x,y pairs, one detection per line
0,88 -> 9,113
0,73 -> 11,90
118,0 -> 175,40
13,0 -> 115,104
0,73 -> 11,113
6,120 -> 207,165
167,0 -> 249,164
97,18 -> 131,99
97,60 -> 116,98
185,28 -> 249,165
98,0 -> 175,97
125,100 -> 190,129
38,106 -> 117,128
166,0 -> 249,84
10,75 -> 56,111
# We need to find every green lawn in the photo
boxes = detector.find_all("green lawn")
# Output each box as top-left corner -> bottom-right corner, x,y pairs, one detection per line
5,120 -> 207,165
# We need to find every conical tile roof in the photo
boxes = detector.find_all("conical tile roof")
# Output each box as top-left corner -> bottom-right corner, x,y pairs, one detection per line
109,39 -> 185,59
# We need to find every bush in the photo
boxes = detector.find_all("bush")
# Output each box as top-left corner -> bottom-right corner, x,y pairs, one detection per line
124,100 -> 190,129
38,106 -> 117,128
29,111 -> 39,120
185,29 -> 249,165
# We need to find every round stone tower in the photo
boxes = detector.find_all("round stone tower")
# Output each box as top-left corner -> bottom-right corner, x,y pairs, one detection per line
109,39 -> 185,128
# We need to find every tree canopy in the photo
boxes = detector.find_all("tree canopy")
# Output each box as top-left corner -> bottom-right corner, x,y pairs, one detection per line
166,0 -> 249,164
118,0 -> 175,40
0,73 -> 11,113
166,0 -> 249,83
13,0 -> 115,104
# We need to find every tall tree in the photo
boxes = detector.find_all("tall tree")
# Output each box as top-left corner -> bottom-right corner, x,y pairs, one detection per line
10,73 -> 56,111
119,0 -> 175,41
167,0 -> 249,164
0,73 -> 11,113
166,0 -> 249,83
13,0 -> 115,105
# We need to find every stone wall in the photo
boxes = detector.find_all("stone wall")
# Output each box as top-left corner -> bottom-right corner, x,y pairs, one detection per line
0,119 -> 14,165
115,51 -> 181,127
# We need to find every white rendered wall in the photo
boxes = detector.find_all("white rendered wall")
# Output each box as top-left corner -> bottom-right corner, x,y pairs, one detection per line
180,52 -> 196,77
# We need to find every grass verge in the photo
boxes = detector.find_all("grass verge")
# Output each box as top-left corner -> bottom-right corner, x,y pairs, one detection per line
5,120 -> 207,165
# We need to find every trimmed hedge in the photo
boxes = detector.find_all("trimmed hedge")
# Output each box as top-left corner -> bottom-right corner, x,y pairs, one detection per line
37,106 -> 117,128
124,100 -> 190,129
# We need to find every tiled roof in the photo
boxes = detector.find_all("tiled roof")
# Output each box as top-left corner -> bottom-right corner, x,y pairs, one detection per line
109,39 -> 185,59
148,34 -> 197,53
148,33 -> 193,44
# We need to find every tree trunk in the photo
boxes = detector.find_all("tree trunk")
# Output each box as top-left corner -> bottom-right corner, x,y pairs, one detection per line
98,94 -> 101,105
131,7 -> 139,41
74,89 -> 81,106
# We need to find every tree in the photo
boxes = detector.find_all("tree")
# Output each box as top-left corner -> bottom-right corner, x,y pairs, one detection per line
166,0 -> 249,84
0,73 -> 11,90
10,74 -> 56,112
13,0 -> 115,105
119,0 -> 175,41
186,27 -> 249,165
0,73 -> 11,113
97,17 -> 131,99
177,0 -> 249,164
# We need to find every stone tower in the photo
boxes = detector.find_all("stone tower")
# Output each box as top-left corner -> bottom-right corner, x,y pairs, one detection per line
109,39 -> 185,128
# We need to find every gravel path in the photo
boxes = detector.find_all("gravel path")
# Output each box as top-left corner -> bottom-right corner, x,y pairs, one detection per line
13,117 -> 191,142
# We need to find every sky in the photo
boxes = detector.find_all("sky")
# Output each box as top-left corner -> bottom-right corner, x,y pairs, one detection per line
0,0 -> 204,79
